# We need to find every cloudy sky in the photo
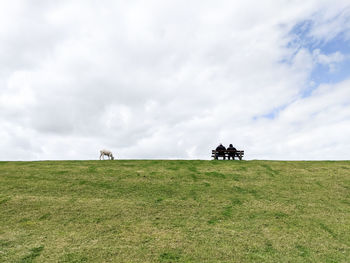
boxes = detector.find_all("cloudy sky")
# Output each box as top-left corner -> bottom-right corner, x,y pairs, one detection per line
1,0 -> 350,160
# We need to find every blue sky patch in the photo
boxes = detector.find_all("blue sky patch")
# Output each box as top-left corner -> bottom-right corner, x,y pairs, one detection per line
286,18 -> 350,96
253,104 -> 289,120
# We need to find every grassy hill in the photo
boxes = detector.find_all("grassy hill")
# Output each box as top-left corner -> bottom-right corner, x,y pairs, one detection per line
0,160 -> 349,262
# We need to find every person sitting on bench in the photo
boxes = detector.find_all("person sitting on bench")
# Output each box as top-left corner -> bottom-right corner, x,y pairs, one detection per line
215,143 -> 226,160
227,144 -> 237,160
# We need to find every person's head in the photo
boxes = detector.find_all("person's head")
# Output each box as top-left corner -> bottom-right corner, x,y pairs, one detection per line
229,144 -> 233,147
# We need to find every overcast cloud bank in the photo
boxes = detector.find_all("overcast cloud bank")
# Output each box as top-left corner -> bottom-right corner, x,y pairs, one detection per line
1,0 -> 349,160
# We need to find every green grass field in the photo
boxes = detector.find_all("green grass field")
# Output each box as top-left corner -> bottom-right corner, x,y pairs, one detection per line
0,160 -> 349,262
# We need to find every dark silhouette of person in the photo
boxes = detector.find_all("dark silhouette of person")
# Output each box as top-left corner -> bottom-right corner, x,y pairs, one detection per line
215,143 -> 226,160
227,144 -> 237,160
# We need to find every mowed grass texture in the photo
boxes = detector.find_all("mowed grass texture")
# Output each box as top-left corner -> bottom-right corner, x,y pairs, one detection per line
0,160 -> 349,262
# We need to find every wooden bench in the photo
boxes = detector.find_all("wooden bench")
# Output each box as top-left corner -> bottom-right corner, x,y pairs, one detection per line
211,150 -> 244,160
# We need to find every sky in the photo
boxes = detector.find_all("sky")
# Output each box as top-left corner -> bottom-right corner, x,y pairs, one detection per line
0,0 -> 350,161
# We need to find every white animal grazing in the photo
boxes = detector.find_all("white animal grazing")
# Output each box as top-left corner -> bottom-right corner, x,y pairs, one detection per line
99,149 -> 114,160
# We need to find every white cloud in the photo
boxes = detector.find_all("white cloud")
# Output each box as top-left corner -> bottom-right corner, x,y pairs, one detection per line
312,49 -> 346,72
308,4 -> 350,42
248,79 -> 350,160
0,0 -> 349,160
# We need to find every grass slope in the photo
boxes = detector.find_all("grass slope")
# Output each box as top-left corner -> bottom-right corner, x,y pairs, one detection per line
0,160 -> 349,262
